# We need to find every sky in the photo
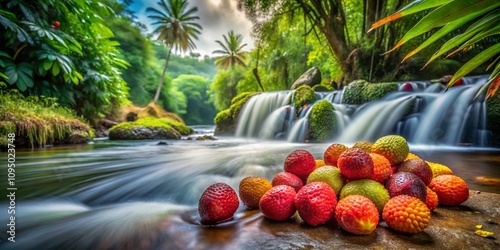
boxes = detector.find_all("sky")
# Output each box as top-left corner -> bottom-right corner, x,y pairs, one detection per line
127,0 -> 255,57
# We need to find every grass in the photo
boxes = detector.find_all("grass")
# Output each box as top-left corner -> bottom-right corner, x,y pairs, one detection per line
0,90 -> 93,148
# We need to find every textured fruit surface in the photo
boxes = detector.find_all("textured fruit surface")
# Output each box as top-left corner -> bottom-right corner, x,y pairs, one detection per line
339,179 -> 390,213
369,153 -> 392,184
315,159 -> 326,168
259,185 -> 297,221
425,187 -> 439,211
372,135 -> 409,165
239,176 -> 272,209
337,148 -> 374,180
335,195 -> 379,235
385,172 -> 427,202
307,166 -> 344,195
383,195 -> 431,234
284,150 -> 316,180
426,161 -> 453,178
352,141 -> 373,153
272,172 -> 303,192
295,182 -> 337,226
405,152 -> 420,161
429,175 -> 469,206
323,143 -> 348,166
397,159 -> 433,185
198,183 -> 239,224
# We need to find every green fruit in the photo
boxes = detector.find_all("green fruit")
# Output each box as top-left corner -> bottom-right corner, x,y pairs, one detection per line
372,135 -> 409,165
307,166 -> 345,195
339,179 -> 390,213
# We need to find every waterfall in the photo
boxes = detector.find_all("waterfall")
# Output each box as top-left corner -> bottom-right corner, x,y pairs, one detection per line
234,75 -> 491,146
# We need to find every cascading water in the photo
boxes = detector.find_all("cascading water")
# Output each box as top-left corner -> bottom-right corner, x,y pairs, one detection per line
235,75 -> 490,146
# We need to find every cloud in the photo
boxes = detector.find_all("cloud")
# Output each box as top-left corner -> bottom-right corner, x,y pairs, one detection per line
130,0 -> 254,57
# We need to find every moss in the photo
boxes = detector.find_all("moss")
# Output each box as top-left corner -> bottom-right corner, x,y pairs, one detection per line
0,91 -> 93,148
362,82 -> 398,102
309,100 -> 336,142
109,117 -> 191,140
294,85 -> 317,107
342,80 -> 367,104
214,92 -> 258,135
487,94 -> 500,146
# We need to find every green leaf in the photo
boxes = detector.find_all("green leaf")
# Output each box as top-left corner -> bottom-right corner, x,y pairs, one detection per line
370,0 -> 453,31
5,62 -> 34,91
423,10 -> 500,68
389,0 -> 500,52
447,43 -> 500,88
52,62 -> 60,76
43,60 -> 54,71
447,25 -> 500,58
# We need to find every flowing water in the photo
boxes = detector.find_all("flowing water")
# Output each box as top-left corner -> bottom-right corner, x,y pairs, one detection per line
1,76 -> 500,249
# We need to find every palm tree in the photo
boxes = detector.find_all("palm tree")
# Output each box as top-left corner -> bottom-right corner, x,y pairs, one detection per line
213,30 -> 248,69
147,0 -> 202,103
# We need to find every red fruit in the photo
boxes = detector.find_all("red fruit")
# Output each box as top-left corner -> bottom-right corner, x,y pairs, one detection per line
295,182 -> 337,226
323,143 -> 348,166
284,149 -> 316,180
337,148 -> 374,180
385,172 -> 427,202
53,21 -> 60,27
453,78 -> 464,86
272,172 -> 303,192
382,195 -> 431,234
397,159 -> 433,185
429,175 -> 469,206
369,153 -> 392,184
335,195 -> 379,235
425,187 -> 438,211
259,185 -> 297,221
401,82 -> 413,92
198,183 -> 239,224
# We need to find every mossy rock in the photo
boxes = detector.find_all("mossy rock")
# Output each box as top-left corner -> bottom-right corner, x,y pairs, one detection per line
487,94 -> 500,146
309,100 -> 336,142
362,82 -> 398,102
294,85 -> 317,107
214,92 -> 258,136
342,80 -> 367,104
108,117 -> 191,140
312,84 -> 334,92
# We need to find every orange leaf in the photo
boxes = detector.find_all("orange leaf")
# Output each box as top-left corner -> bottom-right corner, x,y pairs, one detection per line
369,13 -> 402,32
486,75 -> 500,98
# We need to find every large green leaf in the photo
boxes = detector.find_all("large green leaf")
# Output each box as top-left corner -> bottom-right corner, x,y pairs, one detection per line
423,10 -> 500,68
369,0 -> 453,31
447,25 -> 500,58
447,43 -> 500,88
388,0 -> 500,53
5,62 -> 34,91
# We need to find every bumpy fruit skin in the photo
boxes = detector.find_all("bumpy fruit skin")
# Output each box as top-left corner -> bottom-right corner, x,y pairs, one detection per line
352,141 -> 373,153
429,175 -> 469,206
323,143 -> 348,166
385,172 -> 427,202
239,176 -> 272,209
259,185 -> 297,221
315,159 -> 326,168
372,135 -> 409,165
397,159 -> 433,185
425,187 -> 439,211
369,153 -> 392,184
295,182 -> 337,226
335,195 -> 379,235
272,172 -> 303,192
339,179 -> 390,213
337,148 -> 374,180
383,195 -> 431,234
284,150 -> 316,180
426,161 -> 453,178
307,166 -> 345,195
405,152 -> 420,161
198,183 -> 239,224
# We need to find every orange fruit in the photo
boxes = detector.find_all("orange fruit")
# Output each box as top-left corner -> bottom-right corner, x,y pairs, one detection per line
323,143 -> 348,166
315,159 -> 326,168
382,195 -> 431,234
429,175 -> 469,206
239,176 -> 272,209
425,187 -> 438,211
405,152 -> 420,161
369,153 -> 392,184
337,148 -> 374,180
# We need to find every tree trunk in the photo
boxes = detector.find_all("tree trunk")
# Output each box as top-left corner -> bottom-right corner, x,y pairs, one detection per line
153,47 -> 172,104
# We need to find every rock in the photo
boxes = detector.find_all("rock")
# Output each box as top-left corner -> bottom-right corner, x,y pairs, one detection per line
126,112 -> 138,122
309,100 -> 336,142
63,130 -> 92,144
109,126 -> 181,140
195,135 -> 217,141
290,67 -> 322,90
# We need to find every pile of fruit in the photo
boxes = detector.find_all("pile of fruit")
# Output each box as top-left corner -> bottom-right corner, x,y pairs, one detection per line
198,135 -> 469,235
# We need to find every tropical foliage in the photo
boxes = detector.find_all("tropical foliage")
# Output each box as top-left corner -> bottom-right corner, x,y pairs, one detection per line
371,0 -> 500,97
213,31 -> 248,69
0,0 -> 129,121
147,0 -> 202,103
